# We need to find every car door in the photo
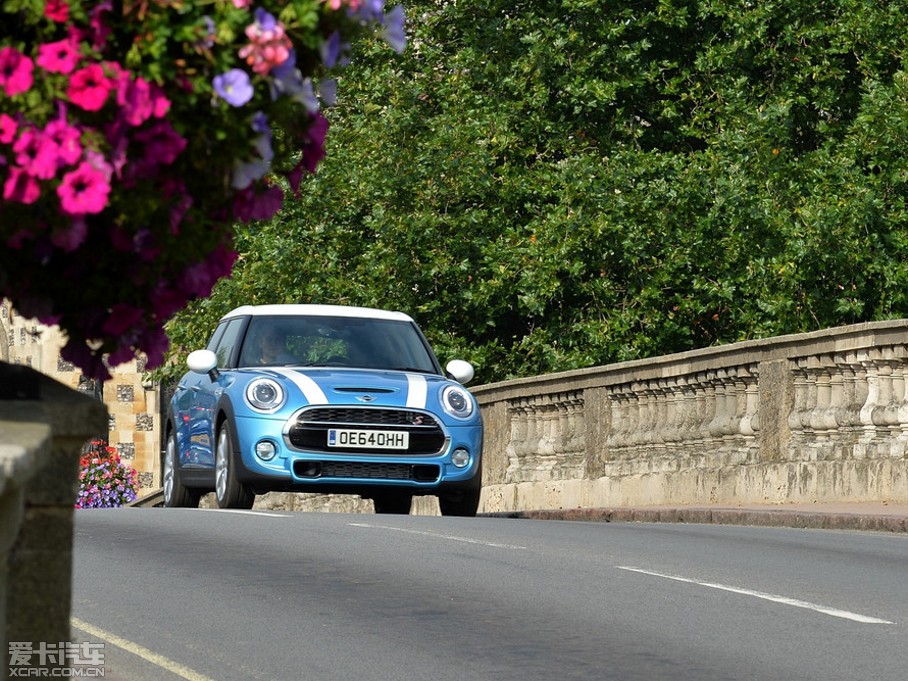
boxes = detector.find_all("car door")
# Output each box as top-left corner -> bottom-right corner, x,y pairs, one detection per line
188,317 -> 246,467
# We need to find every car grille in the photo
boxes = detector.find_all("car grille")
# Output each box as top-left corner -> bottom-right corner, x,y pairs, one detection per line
292,461 -> 441,482
286,407 -> 447,455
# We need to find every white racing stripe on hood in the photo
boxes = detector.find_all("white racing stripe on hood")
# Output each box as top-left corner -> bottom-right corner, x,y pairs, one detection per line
406,374 -> 428,409
271,369 -> 328,405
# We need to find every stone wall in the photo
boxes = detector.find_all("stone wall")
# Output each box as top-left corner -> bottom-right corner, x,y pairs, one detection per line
0,364 -> 107,667
471,319 -> 908,512
0,301 -> 161,497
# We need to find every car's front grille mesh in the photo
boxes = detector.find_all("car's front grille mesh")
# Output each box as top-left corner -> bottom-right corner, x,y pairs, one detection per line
286,407 -> 446,455
299,407 -> 431,426
292,461 -> 440,482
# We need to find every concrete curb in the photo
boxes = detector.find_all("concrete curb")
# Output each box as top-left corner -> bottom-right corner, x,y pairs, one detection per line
484,507 -> 908,533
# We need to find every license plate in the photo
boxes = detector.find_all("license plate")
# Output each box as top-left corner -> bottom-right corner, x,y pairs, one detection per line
327,429 -> 409,450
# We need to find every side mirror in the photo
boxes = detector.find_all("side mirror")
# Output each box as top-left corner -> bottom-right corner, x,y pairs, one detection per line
187,349 -> 219,380
445,359 -> 475,385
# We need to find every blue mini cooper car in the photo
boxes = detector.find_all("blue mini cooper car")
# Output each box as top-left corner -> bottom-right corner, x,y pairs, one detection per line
164,304 -> 483,515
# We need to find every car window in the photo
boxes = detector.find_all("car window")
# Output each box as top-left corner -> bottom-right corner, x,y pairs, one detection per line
237,315 -> 439,372
205,322 -> 227,353
213,318 -> 246,368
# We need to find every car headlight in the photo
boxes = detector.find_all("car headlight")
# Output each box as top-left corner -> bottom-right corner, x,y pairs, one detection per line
441,385 -> 474,419
245,378 -> 286,412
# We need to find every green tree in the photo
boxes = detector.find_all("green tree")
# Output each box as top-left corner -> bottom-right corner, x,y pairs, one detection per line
163,0 -> 908,385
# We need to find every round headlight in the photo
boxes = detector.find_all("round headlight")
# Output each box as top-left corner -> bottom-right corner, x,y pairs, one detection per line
245,378 -> 285,412
441,385 -> 474,419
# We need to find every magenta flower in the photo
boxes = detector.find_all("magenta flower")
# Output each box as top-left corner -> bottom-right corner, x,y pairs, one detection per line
67,64 -> 113,111
133,120 -> 187,166
44,119 -> 82,166
3,167 -> 41,204
37,37 -> 81,74
57,161 -> 111,215
13,128 -> 59,180
117,75 -> 157,126
44,0 -> 69,22
287,113 -> 329,195
0,113 -> 16,144
0,47 -> 34,96
233,183 -> 283,222
102,303 -> 145,336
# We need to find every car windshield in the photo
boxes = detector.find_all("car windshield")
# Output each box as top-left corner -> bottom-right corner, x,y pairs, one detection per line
237,315 -> 439,373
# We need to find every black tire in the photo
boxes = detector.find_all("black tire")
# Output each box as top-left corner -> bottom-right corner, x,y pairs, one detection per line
372,492 -> 413,514
162,429 -> 201,508
214,422 -> 255,510
438,487 -> 480,517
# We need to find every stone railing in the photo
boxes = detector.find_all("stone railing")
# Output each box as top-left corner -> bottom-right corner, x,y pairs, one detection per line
0,364 -> 107,673
472,320 -> 908,513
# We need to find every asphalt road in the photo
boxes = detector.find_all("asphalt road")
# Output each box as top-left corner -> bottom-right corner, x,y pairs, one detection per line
71,509 -> 908,681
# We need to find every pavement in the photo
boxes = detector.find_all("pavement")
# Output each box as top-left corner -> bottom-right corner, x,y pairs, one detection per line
488,501 -> 908,533
132,490 -> 908,532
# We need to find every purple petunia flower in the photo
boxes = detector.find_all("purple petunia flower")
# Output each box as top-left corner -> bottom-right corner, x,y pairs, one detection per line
213,68 -> 254,107
383,5 -> 406,53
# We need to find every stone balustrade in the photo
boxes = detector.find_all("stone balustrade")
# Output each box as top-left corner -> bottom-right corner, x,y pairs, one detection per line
0,364 -> 107,673
472,320 -> 908,513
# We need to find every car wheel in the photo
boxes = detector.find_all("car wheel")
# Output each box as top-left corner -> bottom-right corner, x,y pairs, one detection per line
438,488 -> 480,517
372,492 -> 413,514
162,430 -> 201,508
214,422 -> 255,510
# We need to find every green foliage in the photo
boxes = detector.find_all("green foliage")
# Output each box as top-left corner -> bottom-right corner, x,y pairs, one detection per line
161,0 -> 908,386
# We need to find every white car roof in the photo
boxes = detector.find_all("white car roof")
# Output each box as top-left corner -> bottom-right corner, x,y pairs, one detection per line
221,304 -> 415,323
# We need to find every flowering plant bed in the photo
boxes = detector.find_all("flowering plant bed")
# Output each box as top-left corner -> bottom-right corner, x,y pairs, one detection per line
0,0 -> 404,379
75,439 -> 139,508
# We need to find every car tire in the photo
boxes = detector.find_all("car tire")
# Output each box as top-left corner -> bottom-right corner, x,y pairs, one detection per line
438,487 -> 480,517
215,422 -> 255,510
372,492 -> 413,514
162,429 -> 201,508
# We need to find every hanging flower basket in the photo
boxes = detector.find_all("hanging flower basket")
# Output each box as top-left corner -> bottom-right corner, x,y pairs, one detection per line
0,0 -> 405,379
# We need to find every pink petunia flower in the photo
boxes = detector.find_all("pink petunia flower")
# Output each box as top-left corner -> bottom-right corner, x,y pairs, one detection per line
0,47 -> 34,96
116,75 -> 156,126
132,120 -> 187,166
3,167 -> 41,204
233,183 -> 283,222
44,119 -> 82,166
13,128 -> 60,180
37,37 -> 81,74
67,64 -> 113,111
44,0 -> 70,22
102,303 -> 144,336
57,161 -> 111,214
0,113 -> 17,144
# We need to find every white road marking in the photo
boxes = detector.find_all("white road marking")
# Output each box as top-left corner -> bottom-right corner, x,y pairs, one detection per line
349,522 -> 527,549
616,566 -> 895,624
71,617 -> 217,681
197,508 -> 290,517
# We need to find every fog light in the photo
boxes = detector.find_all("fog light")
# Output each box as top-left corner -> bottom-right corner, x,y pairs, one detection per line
255,441 -> 277,461
451,448 -> 470,468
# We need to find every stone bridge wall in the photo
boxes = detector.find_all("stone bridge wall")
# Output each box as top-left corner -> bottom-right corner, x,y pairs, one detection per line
471,320 -> 908,512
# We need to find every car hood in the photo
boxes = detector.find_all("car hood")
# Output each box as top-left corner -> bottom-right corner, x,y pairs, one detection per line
262,367 -> 451,411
